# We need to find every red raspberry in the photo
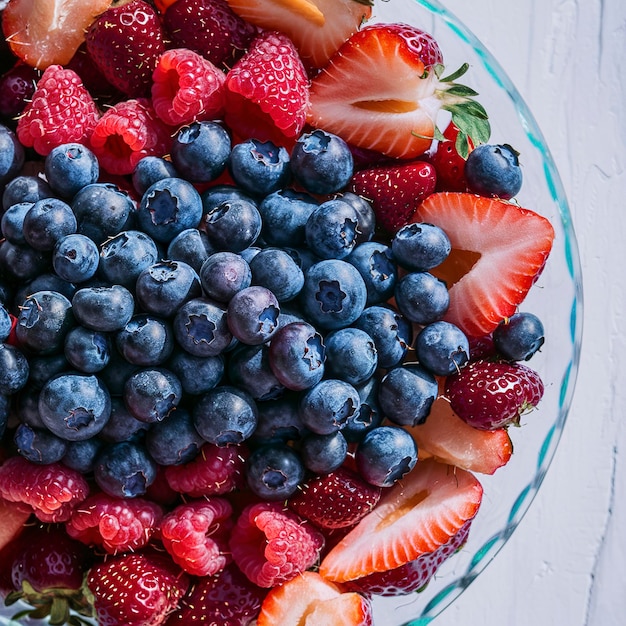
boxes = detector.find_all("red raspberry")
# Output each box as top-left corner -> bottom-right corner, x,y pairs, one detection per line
66,492 -> 164,554
164,442 -> 247,497
152,48 -> 226,126
15,64 -> 99,156
230,502 -> 325,588
90,98 -> 173,175
0,456 -> 89,523
160,498 -> 233,576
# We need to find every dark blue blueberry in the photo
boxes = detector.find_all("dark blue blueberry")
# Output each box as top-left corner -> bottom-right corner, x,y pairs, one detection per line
258,189 -> 318,248
135,260 -> 202,318
346,241 -> 397,305
1,201 -> 32,244
0,394 -> 8,439
355,425 -> 418,487
300,431 -> 347,474
305,200 -> 360,260
268,321 -> 325,391
62,438 -> 104,473
193,385 -> 258,446
64,326 -> 112,373
394,272 -> 450,325
299,379 -> 360,435
44,143 -> 99,199
0,302 -> 12,342
283,246 -> 320,273
337,192 -> 375,244
14,423 -> 68,464
251,395 -> 306,446
26,354 -> 69,390
168,350 -> 224,395
170,121 -> 231,182
300,259 -> 367,331
145,407 -> 204,465
0,343 -> 29,394
22,197 -> 77,251
0,240 -> 50,282
2,175 -> 53,211
0,124 -> 24,187
324,327 -> 378,387
228,139 -> 291,196
94,441 -> 157,498
98,396 -> 149,443
72,284 -> 135,332
227,343 -> 284,401
53,233 -> 100,283
17,387 -> 45,429
173,297 -> 232,357
137,177 -> 203,244
275,305 -> 306,330
116,315 -> 174,366
98,230 -> 159,289
465,143 -> 523,199
246,444 -> 304,500
201,197 -> 262,253
353,305 -> 413,369
493,311 -> 545,361
290,129 -> 353,194
71,183 -> 136,244
392,222 -> 451,271
16,290 -> 75,355
132,156 -> 179,195
343,377 -> 384,443
123,367 -> 183,424
378,364 -> 438,427
199,252 -> 251,303
200,184 -> 257,215
15,272 -> 76,306
227,286 -> 280,346
415,321 -> 470,376
249,248 -> 304,303
167,228 -> 215,273
39,372 -> 111,441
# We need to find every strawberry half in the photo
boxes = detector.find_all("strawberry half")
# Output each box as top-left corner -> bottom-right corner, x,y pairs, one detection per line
414,192 -> 555,337
319,458 -> 483,583
308,23 -> 490,160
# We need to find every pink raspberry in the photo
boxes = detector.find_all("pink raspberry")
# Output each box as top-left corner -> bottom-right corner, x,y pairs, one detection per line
16,64 -> 100,156
160,498 -> 232,576
164,442 -> 247,497
230,502 -> 325,588
66,492 -> 164,554
152,48 -> 226,126
89,97 -> 173,175
0,456 -> 89,523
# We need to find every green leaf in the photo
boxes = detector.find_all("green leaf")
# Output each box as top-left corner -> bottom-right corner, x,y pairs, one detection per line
445,83 -> 480,98
50,597 -> 71,626
440,63 -> 470,83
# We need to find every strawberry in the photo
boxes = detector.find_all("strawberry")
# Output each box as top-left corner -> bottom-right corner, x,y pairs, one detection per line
225,0 -> 373,69
414,192 -> 555,337
308,23 -> 490,160
349,160 -> 437,234
87,551 -> 190,626
0,496 -> 30,553
85,0 -> 166,97
1,0 -> 114,69
445,359 -> 545,430
319,458 -> 483,583
257,570 -> 373,626
224,30 -> 309,147
431,121 -> 474,191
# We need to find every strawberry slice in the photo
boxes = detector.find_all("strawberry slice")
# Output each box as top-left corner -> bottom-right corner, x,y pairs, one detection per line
257,571 -> 373,626
225,0 -> 372,69
414,192 -> 555,337
319,458 -> 483,583
0,496 -> 30,552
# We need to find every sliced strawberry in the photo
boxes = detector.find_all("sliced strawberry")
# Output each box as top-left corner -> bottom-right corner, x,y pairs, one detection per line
319,458 -> 483,583
257,570 -> 373,626
0,496 -> 30,552
226,0 -> 372,69
414,192 -> 555,337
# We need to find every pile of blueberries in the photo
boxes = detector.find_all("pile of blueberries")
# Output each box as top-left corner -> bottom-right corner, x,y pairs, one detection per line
0,120 -> 472,500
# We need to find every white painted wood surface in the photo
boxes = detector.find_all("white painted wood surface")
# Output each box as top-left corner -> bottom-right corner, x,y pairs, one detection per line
432,1 -> 626,625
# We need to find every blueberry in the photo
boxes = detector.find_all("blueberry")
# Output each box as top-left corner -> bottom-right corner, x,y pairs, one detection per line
199,252 -> 251,303
228,138 -> 291,196
16,272 -> 76,305
246,444 -> 305,500
0,124 -> 24,187
249,248 -> 304,302
72,284 -> 135,332
168,350 -> 224,396
167,228 -> 215,273
132,156 -> 179,195
53,233 -> 100,283
300,431 -> 348,474
26,353 -> 69,390
355,425 -> 418,487
171,121 -> 231,182
2,175 -> 53,211
252,396 -> 306,445
16,387 -> 45,429
201,184 -> 258,215
299,379 -> 360,435
22,197 -> 77,251
14,423 -> 68,464
305,199 -> 360,260
415,321 -> 470,375
324,327 -> 378,387
343,377 -> 384,443
0,343 -> 29,394
0,303 -> 12,342
145,407 -> 205,466
99,230 -> 159,289
94,441 -> 157,498
493,311 -> 545,361
115,315 -> 174,366
201,197 -> 262,253
346,241 -> 398,305
377,364 -> 438,427
173,297 -> 232,357
193,385 -> 258,446
0,240 -> 50,282
99,396 -> 148,443
0,394 -> 8,440
44,143 -> 99,199
227,286 -> 280,346
227,343 -> 284,401
258,189 -> 318,247
392,222 -> 451,271
291,129 -> 353,194
62,438 -> 104,473
394,272 -> 450,325
1,201 -> 32,244
64,325 -> 112,373
337,192 -> 376,244
465,143 -> 523,199
123,367 -> 183,424
39,372 -> 111,441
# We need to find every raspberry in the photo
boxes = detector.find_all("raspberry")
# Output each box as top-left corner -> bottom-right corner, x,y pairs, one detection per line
15,65 -> 99,156
164,442 -> 247,497
89,98 -> 173,175
160,498 -> 233,576
66,492 -> 164,554
0,456 -> 89,523
229,502 -> 325,588
152,48 -> 226,126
